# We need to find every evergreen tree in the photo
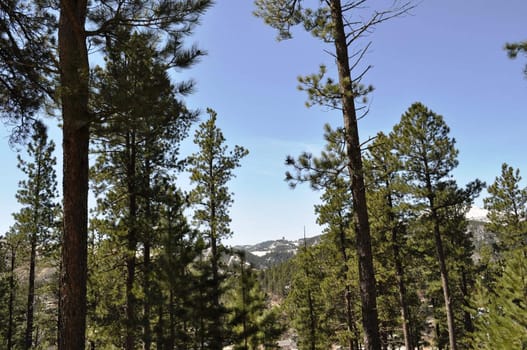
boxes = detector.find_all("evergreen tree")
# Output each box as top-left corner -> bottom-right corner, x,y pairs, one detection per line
254,2 -> 413,347
225,252 -> 282,350
89,31 -> 197,350
1,230 -> 27,350
0,0 -> 56,139
1,2 -> 212,347
286,242 -> 331,350
187,108 -> 248,349
366,132 -> 416,350
392,102 -> 483,350
11,121 -> 59,350
286,124 -> 361,349
483,163 -> 527,253
471,164 -> 527,349
471,248 -> 527,349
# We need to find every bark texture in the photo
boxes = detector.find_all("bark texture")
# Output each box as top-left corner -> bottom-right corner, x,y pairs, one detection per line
58,0 -> 90,348
329,0 -> 380,348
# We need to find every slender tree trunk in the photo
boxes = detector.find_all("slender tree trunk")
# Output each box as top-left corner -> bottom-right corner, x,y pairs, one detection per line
7,245 -> 16,350
385,189 -> 413,350
241,260 -> 248,350
125,132 -> 138,350
57,255 -> 63,348
392,233 -> 414,350
209,181 -> 223,350
143,239 -> 151,350
307,288 -> 317,350
460,267 -> 474,333
25,164 -> 42,350
210,231 -> 222,350
143,159 -> 153,350
337,223 -> 360,350
58,1 -> 90,348
430,207 -> 457,350
329,1 -> 380,348
168,288 -> 175,349
25,231 -> 37,350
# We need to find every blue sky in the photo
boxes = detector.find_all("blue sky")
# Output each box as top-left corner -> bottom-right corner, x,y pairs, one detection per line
1,0 -> 527,245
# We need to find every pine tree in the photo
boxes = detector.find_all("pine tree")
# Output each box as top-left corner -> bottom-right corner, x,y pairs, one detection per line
483,163 -> 527,254
11,121 -> 59,350
286,243 -> 330,350
254,2 -> 413,347
471,248 -> 527,349
1,2 -> 212,348
392,102 -> 483,350
187,108 -> 248,349
225,252 -> 281,350
1,230 -> 27,350
0,0 -> 56,139
471,164 -> 527,349
366,132 -> 416,350
286,124 -> 361,349
89,31 -> 198,349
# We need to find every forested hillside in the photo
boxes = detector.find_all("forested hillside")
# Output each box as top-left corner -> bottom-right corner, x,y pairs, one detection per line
1,0 -> 526,349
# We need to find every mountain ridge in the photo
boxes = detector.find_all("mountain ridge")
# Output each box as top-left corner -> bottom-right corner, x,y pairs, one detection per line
234,206 -> 491,269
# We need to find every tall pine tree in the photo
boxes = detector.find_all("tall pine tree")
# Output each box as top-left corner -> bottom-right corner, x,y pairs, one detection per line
187,108 -> 248,349
1,2 -> 212,347
254,2 -> 413,347
12,121 -> 59,350
392,102 -> 482,350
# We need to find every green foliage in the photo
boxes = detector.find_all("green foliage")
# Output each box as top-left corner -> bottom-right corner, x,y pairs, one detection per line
471,249 -> 527,349
391,102 -> 483,349
471,164 -> 527,349
286,243 -> 334,350
13,121 -> 59,248
187,109 -> 248,349
261,261 -> 295,299
187,108 -> 249,241
225,254 -> 285,349
88,30 -> 201,349
9,121 -> 60,349
0,0 -> 57,137
484,163 -> 527,253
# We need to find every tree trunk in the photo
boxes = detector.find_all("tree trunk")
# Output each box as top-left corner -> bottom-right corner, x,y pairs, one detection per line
307,288 -> 317,350
337,223 -> 360,350
329,1 -> 380,348
25,163 -> 42,350
25,231 -> 37,350
385,189 -> 413,350
460,266 -> 474,333
209,180 -> 223,350
392,232 -> 414,350
143,159 -> 153,350
431,207 -> 457,350
125,131 -> 138,350
58,0 -> 90,348
143,239 -> 151,350
7,245 -> 16,350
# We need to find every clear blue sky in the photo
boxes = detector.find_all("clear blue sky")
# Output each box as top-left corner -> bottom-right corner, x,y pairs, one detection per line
1,0 -> 526,245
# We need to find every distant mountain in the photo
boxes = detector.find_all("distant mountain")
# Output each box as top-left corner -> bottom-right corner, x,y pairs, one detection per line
233,235 -> 321,269
233,207 -> 494,269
